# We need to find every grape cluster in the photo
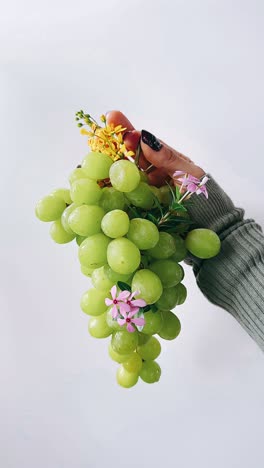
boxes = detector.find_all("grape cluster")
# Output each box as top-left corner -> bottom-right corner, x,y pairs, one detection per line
36,148 -> 220,388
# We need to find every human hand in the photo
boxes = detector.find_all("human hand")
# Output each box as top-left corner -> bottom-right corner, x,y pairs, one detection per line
105,110 -> 205,187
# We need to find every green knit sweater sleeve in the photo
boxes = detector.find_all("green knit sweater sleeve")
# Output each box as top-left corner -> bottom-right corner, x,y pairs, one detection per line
185,174 -> 264,350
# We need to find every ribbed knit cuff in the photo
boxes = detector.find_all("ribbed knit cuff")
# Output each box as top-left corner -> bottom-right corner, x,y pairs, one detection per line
184,174 -> 245,269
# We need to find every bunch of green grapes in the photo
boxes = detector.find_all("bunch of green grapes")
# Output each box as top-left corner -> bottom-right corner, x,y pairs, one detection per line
36,151 -> 221,388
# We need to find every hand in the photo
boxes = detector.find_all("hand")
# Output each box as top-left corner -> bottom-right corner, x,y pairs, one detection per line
106,110 -> 205,187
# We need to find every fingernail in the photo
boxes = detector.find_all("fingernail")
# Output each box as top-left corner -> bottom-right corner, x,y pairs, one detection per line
141,129 -> 163,151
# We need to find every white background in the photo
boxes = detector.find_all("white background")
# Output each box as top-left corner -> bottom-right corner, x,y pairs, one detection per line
1,1 -> 264,467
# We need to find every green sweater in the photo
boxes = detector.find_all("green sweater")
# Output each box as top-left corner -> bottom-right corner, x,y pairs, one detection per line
185,174 -> 264,351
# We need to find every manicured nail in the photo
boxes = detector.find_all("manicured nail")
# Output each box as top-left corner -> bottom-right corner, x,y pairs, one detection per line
141,129 -> 163,151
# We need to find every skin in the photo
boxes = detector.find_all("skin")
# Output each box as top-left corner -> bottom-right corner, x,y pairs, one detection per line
105,110 -> 205,187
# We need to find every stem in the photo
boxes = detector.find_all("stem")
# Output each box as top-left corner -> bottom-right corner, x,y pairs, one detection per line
178,191 -> 190,204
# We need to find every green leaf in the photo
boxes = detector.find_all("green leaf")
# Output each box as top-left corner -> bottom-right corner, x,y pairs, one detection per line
175,185 -> 181,201
117,281 -> 131,292
166,181 -> 176,203
146,213 -> 158,225
171,202 -> 187,212
150,304 -> 158,313
142,305 -> 151,313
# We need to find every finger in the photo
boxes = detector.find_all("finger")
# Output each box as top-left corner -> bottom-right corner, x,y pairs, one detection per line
105,110 -> 135,134
140,130 -> 205,179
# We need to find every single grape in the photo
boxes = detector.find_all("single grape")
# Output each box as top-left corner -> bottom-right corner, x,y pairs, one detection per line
158,311 -> 181,340
51,188 -> 72,205
138,333 -> 151,345
80,265 -> 94,276
68,205 -> 105,236
109,160 -> 140,192
149,259 -> 183,287
123,353 -> 143,373
69,167 -> 91,185
131,269 -> 163,304
155,286 -> 179,311
147,232 -> 176,259
35,194 -> 66,222
106,307 -> 123,330
140,361 -> 161,384
125,182 -> 153,209
159,185 -> 173,205
174,283 -> 187,305
101,210 -> 130,238
82,151 -> 113,180
149,185 -> 162,203
79,233 -> 111,269
61,203 -> 80,234
141,310 -> 163,335
185,228 -> 221,259
116,365 -> 139,388
107,237 -> 141,275
70,178 -> 101,204
127,218 -> 159,250
111,330 -> 139,354
137,336 -> 161,361
170,234 -> 188,262
80,288 -> 109,316
88,312 -> 113,338
108,343 -> 132,363
99,187 -> 126,212
50,219 -> 75,244
91,266 -> 115,291
76,235 -> 87,246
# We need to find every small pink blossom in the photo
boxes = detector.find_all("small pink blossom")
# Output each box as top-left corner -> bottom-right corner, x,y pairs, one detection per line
117,308 -> 145,333
173,171 -> 209,199
105,285 -> 130,318
126,290 -> 147,311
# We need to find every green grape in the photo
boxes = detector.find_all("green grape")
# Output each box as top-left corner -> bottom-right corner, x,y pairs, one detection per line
185,228 -> 221,259
140,361 -> 161,384
79,233 -> 111,269
159,185 -> 173,205
99,187 -> 126,212
138,333 -> 151,345
127,218 -> 159,250
69,167 -> 90,185
170,234 -> 188,262
76,235 -> 87,246
35,194 -> 66,222
70,178 -> 101,204
106,307 -> 123,330
149,259 -> 183,287
104,265 -> 132,284
107,238 -> 141,275
125,182 -> 153,209
81,151 -> 113,180
51,188 -> 72,205
158,311 -> 181,340
61,203 -> 80,234
101,210 -> 129,238
123,353 -> 142,373
80,265 -> 94,276
116,365 -> 139,388
131,269 -> 163,304
111,329 -> 139,354
108,343 -> 132,363
174,283 -> 187,305
91,265 -> 115,291
141,310 -> 163,335
149,185 -> 162,203
147,232 -> 176,259
155,286 -> 179,311
88,312 -> 113,338
139,171 -> 149,183
137,336 -> 161,361
68,205 -> 105,236
49,220 -> 75,244
80,288 -> 108,316
109,160 -> 140,192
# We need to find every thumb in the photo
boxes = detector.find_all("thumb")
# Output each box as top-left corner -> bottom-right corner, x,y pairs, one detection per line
140,129 -> 205,180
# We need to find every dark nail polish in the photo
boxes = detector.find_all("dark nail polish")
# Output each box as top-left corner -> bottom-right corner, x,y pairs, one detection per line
141,129 -> 163,151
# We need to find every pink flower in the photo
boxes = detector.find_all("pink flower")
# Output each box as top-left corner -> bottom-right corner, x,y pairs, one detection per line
105,285 -> 130,318
117,308 -> 145,333
126,290 -> 147,312
173,171 -> 209,199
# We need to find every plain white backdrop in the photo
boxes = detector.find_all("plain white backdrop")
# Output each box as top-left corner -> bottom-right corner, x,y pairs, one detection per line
1,1 -> 264,467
